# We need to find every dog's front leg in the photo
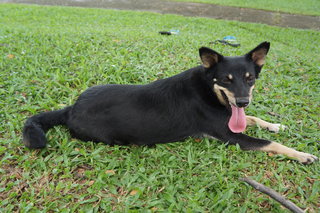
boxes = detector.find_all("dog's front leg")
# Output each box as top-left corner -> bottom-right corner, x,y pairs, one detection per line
246,115 -> 286,133
218,133 -> 318,164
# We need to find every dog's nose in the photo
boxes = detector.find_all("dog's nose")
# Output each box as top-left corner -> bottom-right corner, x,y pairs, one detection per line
236,98 -> 249,107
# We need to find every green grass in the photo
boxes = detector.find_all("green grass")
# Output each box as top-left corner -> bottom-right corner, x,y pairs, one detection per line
173,0 -> 320,16
1,3 -> 319,212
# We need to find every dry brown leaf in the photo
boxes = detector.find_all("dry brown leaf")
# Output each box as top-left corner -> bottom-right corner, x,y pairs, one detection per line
268,152 -> 274,157
105,170 -> 115,175
129,190 -> 138,196
7,54 -> 15,59
306,177 -> 316,184
77,168 -> 85,174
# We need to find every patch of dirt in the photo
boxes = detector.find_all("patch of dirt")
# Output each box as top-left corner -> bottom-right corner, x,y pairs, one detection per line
5,0 -> 320,30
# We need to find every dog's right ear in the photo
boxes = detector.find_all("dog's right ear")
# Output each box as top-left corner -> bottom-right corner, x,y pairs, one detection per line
199,47 -> 223,68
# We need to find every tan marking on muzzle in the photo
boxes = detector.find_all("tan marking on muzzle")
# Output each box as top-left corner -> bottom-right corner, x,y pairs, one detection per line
249,85 -> 255,102
213,84 -> 236,106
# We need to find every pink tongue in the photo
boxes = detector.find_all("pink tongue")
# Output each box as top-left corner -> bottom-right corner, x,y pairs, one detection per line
228,105 -> 247,133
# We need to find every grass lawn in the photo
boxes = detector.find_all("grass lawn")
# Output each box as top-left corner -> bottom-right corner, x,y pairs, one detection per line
0,3 -> 319,212
173,0 -> 320,16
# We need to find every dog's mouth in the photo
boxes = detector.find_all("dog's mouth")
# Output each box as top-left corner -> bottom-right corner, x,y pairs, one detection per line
221,90 -> 247,133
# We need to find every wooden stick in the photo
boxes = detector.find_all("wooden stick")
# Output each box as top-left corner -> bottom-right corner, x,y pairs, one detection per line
240,177 -> 304,213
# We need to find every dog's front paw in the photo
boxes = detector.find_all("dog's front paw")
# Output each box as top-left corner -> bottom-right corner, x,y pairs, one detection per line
267,123 -> 286,133
295,152 -> 318,164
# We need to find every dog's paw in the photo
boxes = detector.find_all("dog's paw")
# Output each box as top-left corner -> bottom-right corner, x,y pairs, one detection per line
295,152 -> 318,164
267,123 -> 286,133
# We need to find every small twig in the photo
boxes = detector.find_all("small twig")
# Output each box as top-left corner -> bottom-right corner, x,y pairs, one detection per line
240,177 -> 304,213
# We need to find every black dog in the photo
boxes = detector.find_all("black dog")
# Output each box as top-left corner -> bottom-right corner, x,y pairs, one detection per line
23,42 -> 317,164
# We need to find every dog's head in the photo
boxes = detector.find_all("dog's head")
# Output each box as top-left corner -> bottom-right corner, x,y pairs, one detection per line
199,41 -> 270,133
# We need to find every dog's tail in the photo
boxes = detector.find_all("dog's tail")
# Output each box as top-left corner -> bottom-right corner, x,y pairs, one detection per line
23,106 -> 72,149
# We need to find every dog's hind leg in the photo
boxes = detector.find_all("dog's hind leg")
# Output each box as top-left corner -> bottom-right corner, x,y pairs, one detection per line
246,115 -> 286,133
217,132 -> 318,164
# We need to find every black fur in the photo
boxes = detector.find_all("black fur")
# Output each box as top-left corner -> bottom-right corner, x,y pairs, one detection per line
23,42 -> 272,150
23,107 -> 71,148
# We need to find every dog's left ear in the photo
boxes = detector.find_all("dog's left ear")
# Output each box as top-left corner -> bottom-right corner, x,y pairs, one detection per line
246,41 -> 270,66
199,47 -> 223,68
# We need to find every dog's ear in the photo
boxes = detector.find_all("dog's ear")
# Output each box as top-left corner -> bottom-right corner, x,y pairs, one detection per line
199,47 -> 223,68
246,41 -> 270,66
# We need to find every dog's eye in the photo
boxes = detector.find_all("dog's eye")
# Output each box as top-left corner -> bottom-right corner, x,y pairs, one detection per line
222,78 -> 232,84
246,75 -> 255,82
